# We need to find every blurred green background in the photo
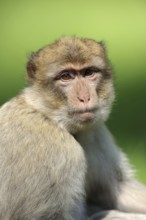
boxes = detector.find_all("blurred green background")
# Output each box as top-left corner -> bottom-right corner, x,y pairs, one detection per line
0,0 -> 146,183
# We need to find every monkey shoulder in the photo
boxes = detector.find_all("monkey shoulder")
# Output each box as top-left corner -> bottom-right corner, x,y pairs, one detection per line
0,94 -> 85,169
0,94 -> 65,139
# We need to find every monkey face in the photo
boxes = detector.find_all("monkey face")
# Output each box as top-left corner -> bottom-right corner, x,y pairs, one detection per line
27,37 -> 115,132
52,65 -> 114,132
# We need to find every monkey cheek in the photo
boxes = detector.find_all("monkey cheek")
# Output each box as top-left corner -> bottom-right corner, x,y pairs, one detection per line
98,106 -> 111,122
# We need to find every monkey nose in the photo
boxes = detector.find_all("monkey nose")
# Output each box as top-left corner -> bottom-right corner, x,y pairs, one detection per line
77,96 -> 90,104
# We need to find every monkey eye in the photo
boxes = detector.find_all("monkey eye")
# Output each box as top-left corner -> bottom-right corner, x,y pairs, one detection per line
59,71 -> 75,81
83,67 -> 100,78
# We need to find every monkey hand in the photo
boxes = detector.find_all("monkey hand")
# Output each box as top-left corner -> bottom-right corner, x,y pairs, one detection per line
88,210 -> 146,220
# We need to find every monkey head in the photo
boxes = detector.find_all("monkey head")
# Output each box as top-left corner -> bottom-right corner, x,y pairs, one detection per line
26,37 -> 115,133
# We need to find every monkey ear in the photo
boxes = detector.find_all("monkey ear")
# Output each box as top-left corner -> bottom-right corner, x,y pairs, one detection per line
98,40 -> 105,46
98,41 -> 106,50
27,53 -> 37,81
98,41 -> 109,57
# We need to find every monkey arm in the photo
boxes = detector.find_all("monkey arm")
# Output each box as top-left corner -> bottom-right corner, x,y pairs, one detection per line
116,179 -> 146,213
87,180 -> 146,220
77,124 -> 146,219
93,151 -> 146,219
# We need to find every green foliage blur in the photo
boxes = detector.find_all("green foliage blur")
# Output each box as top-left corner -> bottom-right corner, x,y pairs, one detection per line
0,0 -> 146,183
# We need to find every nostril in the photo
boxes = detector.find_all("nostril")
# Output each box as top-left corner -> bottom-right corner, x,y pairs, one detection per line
80,98 -> 85,103
78,96 -> 90,103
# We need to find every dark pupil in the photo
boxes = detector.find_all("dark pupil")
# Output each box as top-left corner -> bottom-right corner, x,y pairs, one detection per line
84,69 -> 93,76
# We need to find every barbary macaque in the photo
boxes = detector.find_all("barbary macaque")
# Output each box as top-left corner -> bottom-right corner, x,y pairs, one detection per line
0,36 -> 146,220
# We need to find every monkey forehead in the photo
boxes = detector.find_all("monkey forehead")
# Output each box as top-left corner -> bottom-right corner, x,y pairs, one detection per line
36,37 -> 105,66
54,37 -> 104,62
45,56 -> 106,78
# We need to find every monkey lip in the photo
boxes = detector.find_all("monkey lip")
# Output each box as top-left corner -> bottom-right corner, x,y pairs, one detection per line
70,108 -> 98,121
78,112 -> 95,121
73,107 -> 98,114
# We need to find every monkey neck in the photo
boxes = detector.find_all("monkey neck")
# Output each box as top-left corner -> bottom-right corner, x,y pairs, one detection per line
73,122 -> 101,137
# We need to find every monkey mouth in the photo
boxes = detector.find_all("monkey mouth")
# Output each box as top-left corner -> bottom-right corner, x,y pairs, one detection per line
69,107 -> 98,122
70,107 -> 98,114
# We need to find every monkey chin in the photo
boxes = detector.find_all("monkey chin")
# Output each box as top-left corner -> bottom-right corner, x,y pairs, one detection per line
70,107 -> 111,133
72,112 -> 98,132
